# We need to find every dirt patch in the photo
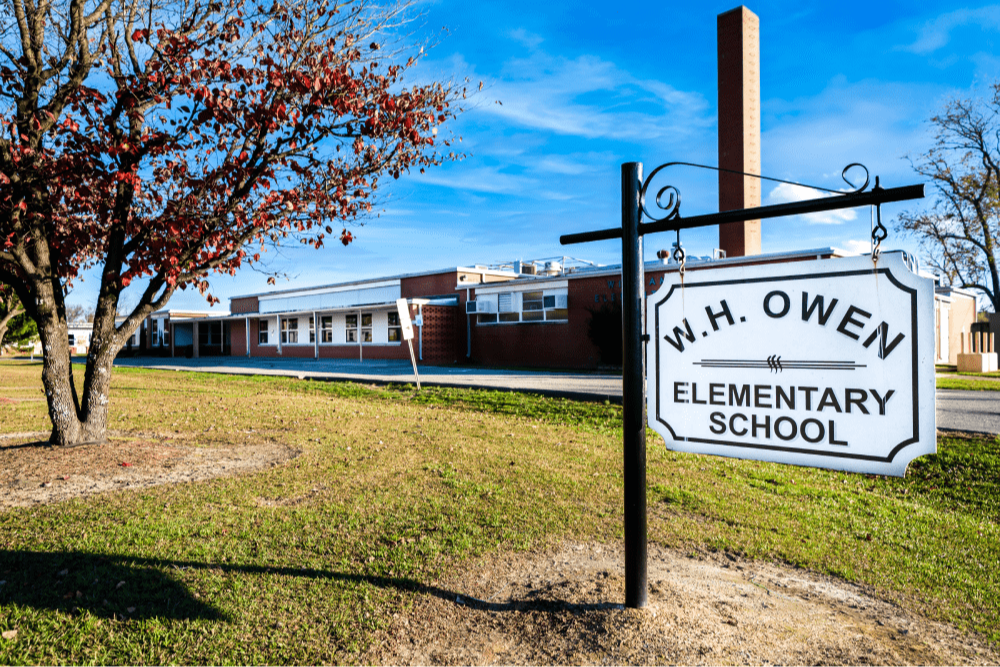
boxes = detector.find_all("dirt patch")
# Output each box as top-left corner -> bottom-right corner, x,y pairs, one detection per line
0,431 -> 298,509
370,541 -> 999,666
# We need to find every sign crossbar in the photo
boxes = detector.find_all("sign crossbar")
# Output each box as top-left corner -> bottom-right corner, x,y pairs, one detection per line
560,183 -> 924,246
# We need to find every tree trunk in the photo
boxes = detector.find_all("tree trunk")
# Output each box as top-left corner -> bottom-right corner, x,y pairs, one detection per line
0,306 -> 21,351
35,283 -> 116,447
38,308 -> 88,446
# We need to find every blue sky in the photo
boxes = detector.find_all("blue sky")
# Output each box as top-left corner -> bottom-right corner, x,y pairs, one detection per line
75,0 -> 1000,312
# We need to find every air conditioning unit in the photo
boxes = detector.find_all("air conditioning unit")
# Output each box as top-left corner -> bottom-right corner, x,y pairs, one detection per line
544,294 -> 568,309
466,300 -> 496,314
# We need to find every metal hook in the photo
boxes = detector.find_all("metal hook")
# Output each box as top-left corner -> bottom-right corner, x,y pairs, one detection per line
672,229 -> 686,281
870,176 -> 888,264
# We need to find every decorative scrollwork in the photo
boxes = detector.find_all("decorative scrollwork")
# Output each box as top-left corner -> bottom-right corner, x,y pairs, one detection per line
638,161 -> 875,224
841,163 -> 870,193
640,162 -> 682,223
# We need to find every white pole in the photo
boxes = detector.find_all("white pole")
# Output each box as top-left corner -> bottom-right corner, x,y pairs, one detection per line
313,311 -> 319,359
407,339 -> 420,390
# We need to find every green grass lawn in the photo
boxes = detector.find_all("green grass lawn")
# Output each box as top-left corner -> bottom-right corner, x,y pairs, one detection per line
937,375 -> 1000,391
0,359 -> 998,663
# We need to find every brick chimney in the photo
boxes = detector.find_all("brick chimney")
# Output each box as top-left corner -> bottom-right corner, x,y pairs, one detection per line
717,6 -> 762,257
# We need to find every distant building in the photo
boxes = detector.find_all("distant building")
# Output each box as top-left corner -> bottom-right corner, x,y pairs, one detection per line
118,247 -> 956,370
934,286 -> 979,366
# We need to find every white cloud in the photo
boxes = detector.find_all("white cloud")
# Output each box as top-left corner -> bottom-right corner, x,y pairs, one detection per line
508,28 -> 543,50
411,166 -> 537,195
475,51 -> 711,142
840,239 -> 873,255
767,182 -> 858,225
533,152 -> 617,176
898,6 -> 1000,54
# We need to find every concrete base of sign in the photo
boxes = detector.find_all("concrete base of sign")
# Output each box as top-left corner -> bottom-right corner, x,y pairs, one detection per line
957,353 -> 998,373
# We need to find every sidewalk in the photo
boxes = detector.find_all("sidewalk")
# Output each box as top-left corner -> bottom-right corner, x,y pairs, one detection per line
112,356 -> 624,403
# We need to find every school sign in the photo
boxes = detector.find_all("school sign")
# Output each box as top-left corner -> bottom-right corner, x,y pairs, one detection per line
647,253 -> 936,477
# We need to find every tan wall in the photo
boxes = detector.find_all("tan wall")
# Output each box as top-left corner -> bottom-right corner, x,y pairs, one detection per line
947,294 -> 977,364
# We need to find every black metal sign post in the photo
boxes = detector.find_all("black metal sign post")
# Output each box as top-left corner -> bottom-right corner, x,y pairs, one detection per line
620,163 -> 647,609
561,161 -> 925,609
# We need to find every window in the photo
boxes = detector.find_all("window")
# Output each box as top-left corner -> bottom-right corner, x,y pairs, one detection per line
199,321 -> 222,346
498,293 -> 514,313
497,292 -> 519,322
258,319 -> 269,344
321,316 -> 333,343
151,319 -> 160,346
361,313 -> 372,343
521,291 -> 544,321
478,290 -> 568,324
544,293 -> 568,321
308,316 -> 315,344
163,324 -> 170,347
522,291 -> 544,311
346,314 -> 358,342
281,318 -> 298,344
68,334 -> 76,346
388,312 -> 402,342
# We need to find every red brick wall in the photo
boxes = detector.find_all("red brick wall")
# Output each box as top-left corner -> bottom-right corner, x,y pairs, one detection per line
419,305 -> 459,364
231,319 -> 248,356
319,345 -> 409,360
468,270 -> 670,369
401,271 -> 461,299
231,296 -> 259,314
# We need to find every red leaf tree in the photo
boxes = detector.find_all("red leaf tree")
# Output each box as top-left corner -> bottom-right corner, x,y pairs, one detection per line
0,0 -> 464,446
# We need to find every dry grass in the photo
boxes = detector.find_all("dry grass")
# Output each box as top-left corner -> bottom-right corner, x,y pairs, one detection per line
0,360 -> 997,664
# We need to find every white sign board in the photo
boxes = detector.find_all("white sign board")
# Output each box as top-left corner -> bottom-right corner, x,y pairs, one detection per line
646,253 -> 935,477
396,298 -> 415,341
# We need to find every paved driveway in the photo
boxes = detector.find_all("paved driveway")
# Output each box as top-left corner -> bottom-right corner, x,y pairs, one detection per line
936,389 -> 1000,434
112,357 -> 1000,434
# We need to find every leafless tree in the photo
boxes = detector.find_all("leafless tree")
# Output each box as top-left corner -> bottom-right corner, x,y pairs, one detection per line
898,83 -> 1000,312
65,304 -> 95,323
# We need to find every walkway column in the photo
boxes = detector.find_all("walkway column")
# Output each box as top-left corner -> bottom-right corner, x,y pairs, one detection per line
718,5 -> 762,257
313,311 -> 319,359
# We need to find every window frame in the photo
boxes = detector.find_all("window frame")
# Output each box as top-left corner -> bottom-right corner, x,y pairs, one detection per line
345,314 -> 358,343
258,319 -> 269,345
360,313 -> 373,343
388,311 -> 402,343
280,317 -> 299,344
476,289 -> 569,324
